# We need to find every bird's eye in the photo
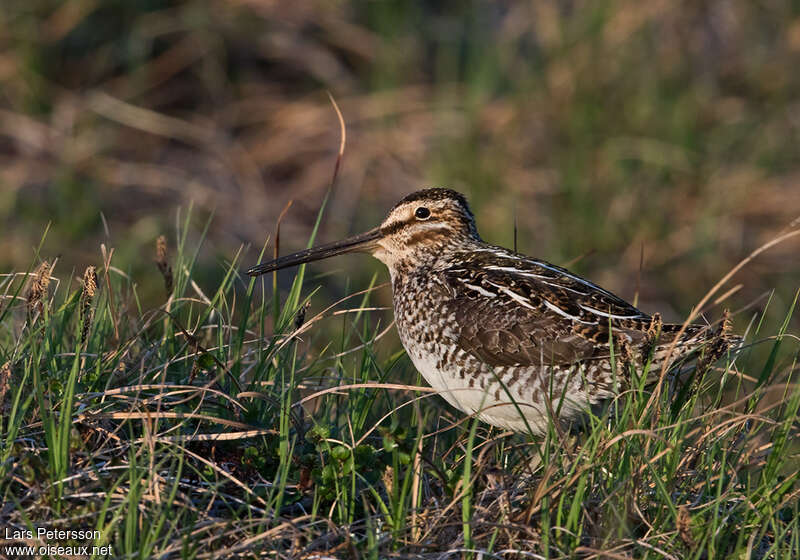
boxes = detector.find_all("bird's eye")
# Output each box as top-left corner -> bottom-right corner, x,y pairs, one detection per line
415,207 -> 431,220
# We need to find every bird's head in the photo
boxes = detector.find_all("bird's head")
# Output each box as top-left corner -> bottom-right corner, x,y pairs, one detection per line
246,188 -> 480,276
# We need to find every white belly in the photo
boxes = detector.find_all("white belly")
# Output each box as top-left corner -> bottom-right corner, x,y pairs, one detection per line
404,344 -> 559,433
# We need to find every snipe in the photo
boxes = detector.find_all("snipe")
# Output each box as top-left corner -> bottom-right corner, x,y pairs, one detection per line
248,188 -> 737,433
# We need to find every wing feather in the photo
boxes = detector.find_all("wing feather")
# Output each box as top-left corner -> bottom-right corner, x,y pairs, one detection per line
441,251 -> 652,367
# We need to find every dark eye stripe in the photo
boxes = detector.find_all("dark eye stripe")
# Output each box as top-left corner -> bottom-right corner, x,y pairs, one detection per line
381,218 -> 415,236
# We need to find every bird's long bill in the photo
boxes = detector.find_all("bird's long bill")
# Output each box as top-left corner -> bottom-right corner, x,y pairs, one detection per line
246,226 -> 382,277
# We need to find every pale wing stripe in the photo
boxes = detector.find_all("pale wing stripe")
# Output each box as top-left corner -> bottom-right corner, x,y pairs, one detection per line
502,288 -> 537,310
485,265 -> 548,279
578,304 -> 644,320
543,299 -> 581,321
529,260 -> 619,296
461,282 -> 497,298
484,266 -> 588,295
483,258 -> 617,298
485,282 -> 536,310
538,280 -> 588,295
486,281 -> 598,324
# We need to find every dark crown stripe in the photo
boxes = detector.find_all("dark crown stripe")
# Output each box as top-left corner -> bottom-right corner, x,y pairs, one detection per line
392,188 -> 474,216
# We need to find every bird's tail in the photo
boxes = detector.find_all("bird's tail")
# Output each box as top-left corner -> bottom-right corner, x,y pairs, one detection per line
649,310 -> 742,374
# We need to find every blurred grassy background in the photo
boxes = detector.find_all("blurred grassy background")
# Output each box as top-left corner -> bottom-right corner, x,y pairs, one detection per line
1,0 -> 799,330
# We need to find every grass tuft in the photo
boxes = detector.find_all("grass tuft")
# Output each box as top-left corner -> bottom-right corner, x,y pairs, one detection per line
0,218 -> 799,558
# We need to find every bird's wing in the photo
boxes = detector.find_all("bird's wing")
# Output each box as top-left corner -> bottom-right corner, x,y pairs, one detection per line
441,251 -> 652,367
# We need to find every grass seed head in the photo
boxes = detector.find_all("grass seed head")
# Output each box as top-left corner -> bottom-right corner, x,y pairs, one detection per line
0,361 -> 10,411
703,308 -> 741,366
677,505 -> 695,548
382,465 -> 394,497
646,312 -> 663,340
80,265 -> 98,343
294,301 -> 311,330
155,235 -> 173,296
26,260 -> 52,317
719,308 -> 733,336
